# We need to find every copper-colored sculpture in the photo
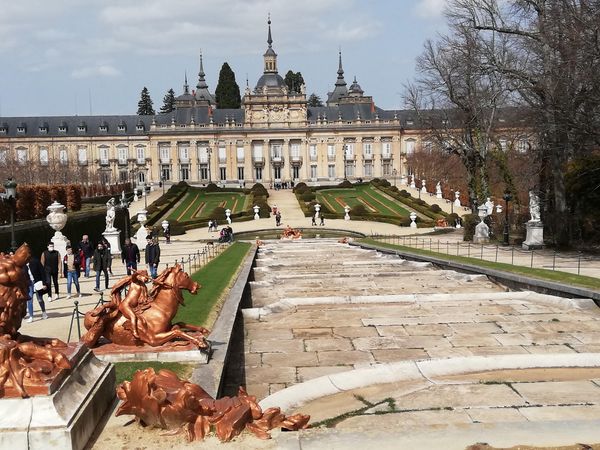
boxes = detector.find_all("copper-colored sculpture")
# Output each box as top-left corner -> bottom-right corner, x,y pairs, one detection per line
82,264 -> 209,349
281,225 -> 302,240
116,368 -> 310,442
0,244 -> 71,398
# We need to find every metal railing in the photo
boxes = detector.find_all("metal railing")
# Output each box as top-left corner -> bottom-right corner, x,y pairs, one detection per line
369,234 -> 591,277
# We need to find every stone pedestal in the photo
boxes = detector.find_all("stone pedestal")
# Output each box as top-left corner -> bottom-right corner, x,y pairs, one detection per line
473,221 -> 490,244
50,231 -> 69,260
102,230 -> 122,255
522,221 -> 544,250
0,346 -> 115,450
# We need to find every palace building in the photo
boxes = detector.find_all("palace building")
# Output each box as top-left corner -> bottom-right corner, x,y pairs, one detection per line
0,18 -> 424,187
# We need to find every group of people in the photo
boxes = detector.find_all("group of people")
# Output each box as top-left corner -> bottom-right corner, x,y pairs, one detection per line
24,234 -> 162,322
218,226 -> 234,243
311,213 -> 325,226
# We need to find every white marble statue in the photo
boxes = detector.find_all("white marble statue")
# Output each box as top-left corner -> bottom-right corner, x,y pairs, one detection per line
529,190 -> 541,222
105,198 -> 116,231
485,197 -> 494,216
435,182 -> 442,199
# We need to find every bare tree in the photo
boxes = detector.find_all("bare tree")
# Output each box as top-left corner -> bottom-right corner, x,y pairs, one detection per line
405,18 -> 512,210
450,0 -> 600,245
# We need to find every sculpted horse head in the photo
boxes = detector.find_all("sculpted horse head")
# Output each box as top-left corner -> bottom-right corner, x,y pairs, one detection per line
150,264 -> 200,301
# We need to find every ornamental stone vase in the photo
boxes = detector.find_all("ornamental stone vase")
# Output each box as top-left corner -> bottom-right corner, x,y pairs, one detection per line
46,201 -> 69,257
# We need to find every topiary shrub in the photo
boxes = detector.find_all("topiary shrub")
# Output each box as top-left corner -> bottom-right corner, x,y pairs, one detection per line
301,191 -> 316,202
399,190 -> 411,198
251,183 -> 268,197
430,204 -> 442,213
337,180 -> 353,189
211,206 -> 226,220
379,179 -> 391,188
293,182 -> 307,193
350,204 -> 368,216
447,213 -> 459,227
205,183 -> 219,193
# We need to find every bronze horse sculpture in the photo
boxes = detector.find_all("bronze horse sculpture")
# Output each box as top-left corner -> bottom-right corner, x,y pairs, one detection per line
81,264 -> 209,349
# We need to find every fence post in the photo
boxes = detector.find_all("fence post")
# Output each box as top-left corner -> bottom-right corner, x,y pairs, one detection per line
468,243 -> 471,258
578,251 -> 582,275
553,250 -> 556,271
447,241 -> 449,255
511,246 -> 514,265
495,245 -> 498,263
530,250 -> 534,268
480,244 -> 484,260
457,242 -> 459,256
437,240 -> 440,253
430,238 -> 432,251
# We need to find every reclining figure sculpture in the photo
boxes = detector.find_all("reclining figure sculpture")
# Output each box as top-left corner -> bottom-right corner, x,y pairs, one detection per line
116,367 -> 310,442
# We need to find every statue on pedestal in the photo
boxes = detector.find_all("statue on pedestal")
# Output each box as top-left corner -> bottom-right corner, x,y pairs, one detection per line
105,198 -> 116,232
529,190 -> 541,222
523,190 -> 544,250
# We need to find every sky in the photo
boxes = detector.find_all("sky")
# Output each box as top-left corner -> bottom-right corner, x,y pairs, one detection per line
0,0 -> 448,117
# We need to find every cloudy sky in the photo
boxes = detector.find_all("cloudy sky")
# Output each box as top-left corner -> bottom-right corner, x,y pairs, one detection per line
0,0 -> 448,117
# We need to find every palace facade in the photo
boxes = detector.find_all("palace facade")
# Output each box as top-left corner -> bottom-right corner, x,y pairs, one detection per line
0,19 -> 429,188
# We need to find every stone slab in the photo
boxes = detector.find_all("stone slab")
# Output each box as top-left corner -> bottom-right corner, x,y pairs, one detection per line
513,380 -> 600,405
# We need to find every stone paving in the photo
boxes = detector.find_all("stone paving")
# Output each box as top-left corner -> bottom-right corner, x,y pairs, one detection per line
232,239 -> 600,447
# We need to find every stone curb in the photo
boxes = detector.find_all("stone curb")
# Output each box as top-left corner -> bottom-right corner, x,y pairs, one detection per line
259,353 -> 600,411
243,290 -> 594,320
190,245 -> 258,398
351,241 -> 600,303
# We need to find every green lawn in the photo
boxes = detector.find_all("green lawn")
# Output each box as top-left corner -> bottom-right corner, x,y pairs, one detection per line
361,238 -> 600,291
114,361 -> 193,385
174,242 -> 252,327
317,185 -> 410,217
167,189 -> 248,223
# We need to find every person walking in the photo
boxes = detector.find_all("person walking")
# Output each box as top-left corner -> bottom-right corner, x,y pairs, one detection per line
78,235 -> 94,278
275,211 -> 282,227
121,238 -> 140,275
25,256 -> 48,322
63,245 -> 81,298
145,237 -> 161,278
41,242 -> 61,301
93,241 -> 111,291
99,237 -> 113,276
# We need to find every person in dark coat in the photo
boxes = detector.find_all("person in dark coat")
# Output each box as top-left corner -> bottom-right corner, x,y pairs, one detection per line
93,241 -> 111,291
40,242 -> 61,301
78,235 -> 94,277
144,237 -> 161,278
121,238 -> 141,275
24,257 -> 48,322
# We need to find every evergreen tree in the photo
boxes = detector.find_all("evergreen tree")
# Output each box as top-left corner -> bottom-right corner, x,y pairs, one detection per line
307,93 -> 323,107
284,70 -> 305,93
214,63 -> 241,108
159,88 -> 176,114
137,87 -> 155,115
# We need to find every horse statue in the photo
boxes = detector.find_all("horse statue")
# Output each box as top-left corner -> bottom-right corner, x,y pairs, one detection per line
81,264 -> 209,349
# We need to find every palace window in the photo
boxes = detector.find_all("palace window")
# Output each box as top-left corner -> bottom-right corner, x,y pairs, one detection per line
382,162 -> 391,176
118,146 -> 128,164
180,164 -> 190,181
0,148 -> 7,165
328,164 -> 335,179
59,148 -> 68,165
292,166 -> 300,179
255,166 -> 263,181
363,141 -> 373,156
273,166 -> 281,180
99,146 -> 109,165
16,148 -> 27,165
178,144 -> 189,162
218,146 -> 226,163
327,144 -> 335,159
252,143 -> 263,160
219,167 -> 226,180
364,162 -> 373,177
290,142 -> 300,158
309,144 -> 318,161
39,147 -> 49,166
345,161 -> 354,177
237,167 -> 244,180
17,125 -> 26,133
119,170 -> 128,183
78,147 -> 88,164
382,140 -> 392,157
199,165 -> 209,180
161,165 -> 171,181
517,139 -> 529,153
236,146 -> 244,162
310,165 -> 317,179
159,145 -> 170,163
136,146 -> 145,163
58,124 -> 67,133
405,140 -> 415,155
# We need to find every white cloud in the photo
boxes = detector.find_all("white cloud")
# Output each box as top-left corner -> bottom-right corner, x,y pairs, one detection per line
71,64 -> 121,79
414,0 -> 448,19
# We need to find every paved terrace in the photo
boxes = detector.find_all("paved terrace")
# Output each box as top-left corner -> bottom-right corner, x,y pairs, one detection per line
225,239 -> 600,448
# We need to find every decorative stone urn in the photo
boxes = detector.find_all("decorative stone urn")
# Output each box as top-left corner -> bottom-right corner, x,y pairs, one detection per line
135,210 -> 149,244
454,191 -> 461,208
344,205 -> 351,221
409,212 -> 417,228
46,201 -> 69,257
253,205 -> 260,220
314,203 -> 321,218
225,209 -> 232,225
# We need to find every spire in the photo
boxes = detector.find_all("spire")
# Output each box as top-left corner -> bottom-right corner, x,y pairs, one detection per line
335,50 -> 346,87
197,51 -> 208,90
183,71 -> 189,94
267,13 -> 273,47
